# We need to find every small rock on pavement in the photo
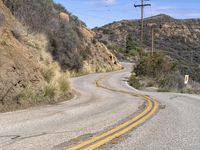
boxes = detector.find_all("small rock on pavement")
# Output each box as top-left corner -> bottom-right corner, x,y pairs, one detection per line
159,104 -> 166,109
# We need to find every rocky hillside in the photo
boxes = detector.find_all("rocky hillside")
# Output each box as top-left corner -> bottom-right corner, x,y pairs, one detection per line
0,0 -> 121,112
3,0 -> 121,72
94,14 -> 200,83
0,0 -> 46,111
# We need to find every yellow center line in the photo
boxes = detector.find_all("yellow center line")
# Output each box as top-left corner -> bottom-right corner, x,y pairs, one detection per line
68,75 -> 158,150
68,99 -> 152,150
84,101 -> 158,150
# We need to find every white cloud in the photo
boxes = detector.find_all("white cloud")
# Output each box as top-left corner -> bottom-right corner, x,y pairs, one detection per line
103,0 -> 116,5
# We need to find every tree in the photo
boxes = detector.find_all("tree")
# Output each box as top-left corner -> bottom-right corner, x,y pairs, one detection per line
125,35 -> 139,54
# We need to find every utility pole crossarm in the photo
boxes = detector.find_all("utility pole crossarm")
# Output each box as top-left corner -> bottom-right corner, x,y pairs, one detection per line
134,4 -> 151,7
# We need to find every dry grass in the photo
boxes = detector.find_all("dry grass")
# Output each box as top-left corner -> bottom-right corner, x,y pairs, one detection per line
0,31 -> 72,112
32,33 -> 72,98
41,67 -> 55,83
0,1 -> 74,112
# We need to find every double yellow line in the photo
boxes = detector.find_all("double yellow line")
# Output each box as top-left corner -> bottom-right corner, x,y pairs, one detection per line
68,76 -> 158,150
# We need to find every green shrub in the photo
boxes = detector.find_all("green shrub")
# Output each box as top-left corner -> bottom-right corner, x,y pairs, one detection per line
128,74 -> 142,89
15,89 -> 42,104
125,35 -> 140,56
44,85 -> 56,99
132,52 -> 186,91
128,50 -> 139,56
157,72 -> 184,90
42,67 -> 55,83
16,89 -> 33,103
126,36 -> 138,51
108,36 -> 140,57
58,78 -> 70,94
147,81 -> 155,87
135,52 -> 178,78
117,47 -> 125,53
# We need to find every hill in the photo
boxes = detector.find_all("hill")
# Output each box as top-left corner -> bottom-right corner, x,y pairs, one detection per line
3,0 -> 121,72
0,0 -> 121,111
94,14 -> 200,83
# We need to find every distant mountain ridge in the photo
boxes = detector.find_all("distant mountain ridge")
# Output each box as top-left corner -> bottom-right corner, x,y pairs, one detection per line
94,14 -> 200,83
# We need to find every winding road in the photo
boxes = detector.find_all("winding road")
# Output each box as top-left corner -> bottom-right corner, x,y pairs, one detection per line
0,63 -> 200,150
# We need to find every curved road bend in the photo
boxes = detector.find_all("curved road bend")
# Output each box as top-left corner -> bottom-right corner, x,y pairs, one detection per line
0,63 -> 199,150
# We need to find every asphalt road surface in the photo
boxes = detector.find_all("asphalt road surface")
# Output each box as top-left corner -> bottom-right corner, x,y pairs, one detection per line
0,63 -> 200,150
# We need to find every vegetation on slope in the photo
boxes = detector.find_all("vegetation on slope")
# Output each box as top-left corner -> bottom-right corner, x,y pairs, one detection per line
104,34 -> 142,63
3,0 -> 121,72
129,52 -> 181,89
0,0 -> 121,112
0,1 -> 72,111
129,52 -> 200,93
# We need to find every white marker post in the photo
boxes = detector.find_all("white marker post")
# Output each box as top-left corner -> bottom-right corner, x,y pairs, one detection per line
184,75 -> 189,85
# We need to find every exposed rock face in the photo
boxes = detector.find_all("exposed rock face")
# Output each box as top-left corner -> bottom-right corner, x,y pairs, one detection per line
83,42 -> 120,73
0,30 -> 44,105
94,14 -> 200,82
59,12 -> 70,22
79,26 -> 95,40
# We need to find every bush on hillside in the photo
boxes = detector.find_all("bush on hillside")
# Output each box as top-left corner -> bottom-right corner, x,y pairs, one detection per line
133,52 -> 185,90
58,77 -> 70,94
41,67 -> 55,83
128,74 -> 142,89
125,36 -> 140,54
135,52 -> 178,78
44,85 -> 56,100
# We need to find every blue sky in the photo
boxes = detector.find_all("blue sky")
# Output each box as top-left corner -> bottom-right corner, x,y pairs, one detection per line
53,0 -> 200,28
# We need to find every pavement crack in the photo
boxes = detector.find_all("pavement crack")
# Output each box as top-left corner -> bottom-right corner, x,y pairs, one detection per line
11,135 -> 20,140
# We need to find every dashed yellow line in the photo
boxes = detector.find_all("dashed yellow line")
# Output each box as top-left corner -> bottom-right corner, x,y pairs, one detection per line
68,75 -> 158,150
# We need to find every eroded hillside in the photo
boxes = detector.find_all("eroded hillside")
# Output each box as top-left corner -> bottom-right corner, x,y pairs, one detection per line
0,0 -> 46,111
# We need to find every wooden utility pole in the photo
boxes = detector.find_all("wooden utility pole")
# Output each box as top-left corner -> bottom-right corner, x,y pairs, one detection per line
134,0 -> 151,50
151,28 -> 154,55
141,0 -> 144,47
